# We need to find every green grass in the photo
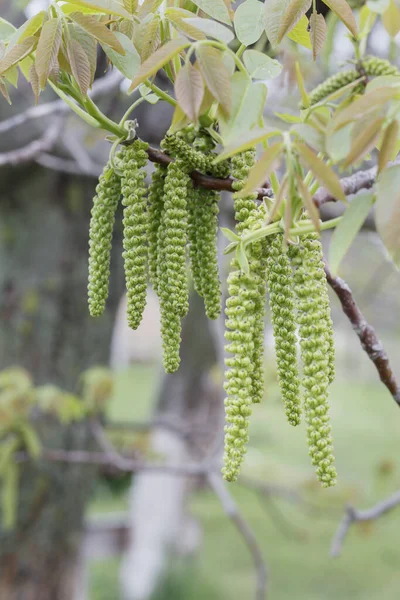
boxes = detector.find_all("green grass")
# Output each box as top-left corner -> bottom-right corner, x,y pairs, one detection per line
90,365 -> 400,600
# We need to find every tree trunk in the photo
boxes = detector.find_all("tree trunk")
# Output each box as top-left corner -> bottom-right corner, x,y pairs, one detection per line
0,164 -> 123,598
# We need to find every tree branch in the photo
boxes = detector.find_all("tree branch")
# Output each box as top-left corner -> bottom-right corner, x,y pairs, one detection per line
208,472 -> 268,600
325,263 -> 400,407
331,490 -> 400,557
0,122 -> 62,167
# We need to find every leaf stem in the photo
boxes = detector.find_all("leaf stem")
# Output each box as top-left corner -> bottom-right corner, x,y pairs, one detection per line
144,79 -> 177,106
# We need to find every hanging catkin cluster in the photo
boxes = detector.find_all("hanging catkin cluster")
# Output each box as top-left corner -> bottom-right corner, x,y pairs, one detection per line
305,56 -> 400,108
87,128 -> 338,489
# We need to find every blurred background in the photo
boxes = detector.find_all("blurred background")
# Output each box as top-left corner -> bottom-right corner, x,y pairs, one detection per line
1,1 -> 400,599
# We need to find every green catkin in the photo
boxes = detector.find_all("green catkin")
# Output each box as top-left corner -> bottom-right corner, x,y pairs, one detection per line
231,150 -> 266,404
196,187 -> 222,320
120,140 -> 149,330
305,57 -> 400,108
148,164 -> 167,294
187,184 -> 204,297
88,160 -> 121,317
266,234 -> 302,426
290,236 -> 337,488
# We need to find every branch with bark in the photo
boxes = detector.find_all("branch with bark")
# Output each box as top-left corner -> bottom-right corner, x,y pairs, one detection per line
331,490 -> 400,557
324,263 -> 400,407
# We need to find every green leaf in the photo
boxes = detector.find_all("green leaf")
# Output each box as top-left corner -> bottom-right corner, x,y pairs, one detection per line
174,63 -> 204,122
236,243 -> 250,274
166,10 -> 206,40
184,17 -> 234,43
325,123 -> 353,161
0,37 -> 36,76
62,0 -> 130,17
29,63 -> 40,103
287,15 -> 312,49
296,142 -> 346,201
321,0 -> 358,37
292,123 -> 324,152
191,0 -> 231,25
130,38 -> 190,91
3,65 -> 18,88
375,165 -> 400,268
35,19 -> 62,89
221,227 -> 241,242
237,142 -> 283,197
67,37 -> 91,96
264,0 -> 290,47
329,191 -> 375,276
366,75 -> 400,93
234,0 -> 264,46
215,128 -> 279,162
342,116 -> 384,168
196,45 -> 232,115
102,32 -> 140,79
219,72 -> 267,144
139,14 -> 161,61
309,12 -> 327,60
0,17 -> 16,40
243,50 -> 282,80
69,12 -> 125,54
382,0 -> 400,37
379,119 -> 399,173
17,11 -> 46,43
278,0 -> 312,43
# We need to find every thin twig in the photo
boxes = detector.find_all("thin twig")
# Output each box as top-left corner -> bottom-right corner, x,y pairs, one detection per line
0,122 -> 62,167
331,490 -> 400,557
208,472 -> 268,600
35,153 -> 103,177
325,263 -> 400,407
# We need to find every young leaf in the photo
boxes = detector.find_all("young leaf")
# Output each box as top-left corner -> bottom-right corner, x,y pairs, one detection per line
237,142 -> 283,197
221,227 -> 241,242
62,0 -> 131,18
215,128 -> 279,162
223,241 -> 239,255
196,45 -> 232,115
375,165 -> 400,268
102,32 -> 140,80
69,12 -> 125,54
0,76 -> 10,104
292,123 -> 324,152
325,122 -> 353,162
243,50 -> 282,80
278,0 -> 312,43
140,14 -> 161,61
269,174 -> 288,222
169,103 -> 191,132
265,0 -> 290,47
295,173 -> 321,231
0,37 -> 36,75
321,0 -> 358,37
236,243 -> 250,274
17,11 -> 46,43
184,17 -> 234,44
138,0 -> 164,18
123,0 -> 138,14
69,24 -> 97,83
234,0 -> 264,46
129,38 -> 190,90
329,191 -> 375,276
67,38 -> 91,96
379,119 -> 400,173
330,87 -> 399,131
191,0 -> 231,25
174,63 -> 204,122
29,63 -> 40,103
35,19 -> 62,89
342,116 -> 384,168
296,142 -> 346,201
309,12 -> 327,60
287,15 -> 312,49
